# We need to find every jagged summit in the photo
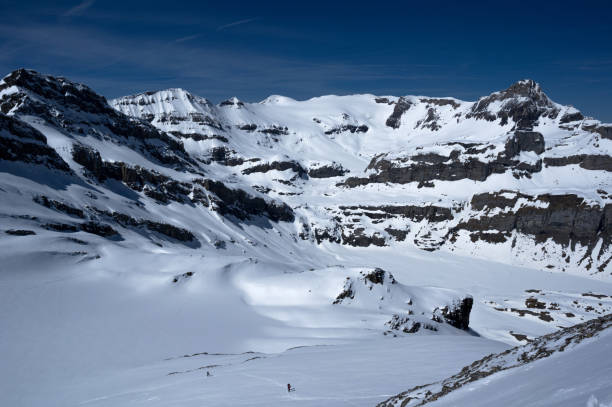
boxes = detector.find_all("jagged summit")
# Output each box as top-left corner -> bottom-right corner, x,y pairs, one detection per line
505,79 -> 545,97
468,78 -> 559,128
0,68 -> 110,115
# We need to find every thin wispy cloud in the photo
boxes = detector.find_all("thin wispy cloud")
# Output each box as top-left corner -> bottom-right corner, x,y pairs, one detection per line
63,0 -> 95,17
174,34 -> 200,43
217,17 -> 259,31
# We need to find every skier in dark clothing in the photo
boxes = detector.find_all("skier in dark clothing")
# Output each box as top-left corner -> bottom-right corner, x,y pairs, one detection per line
287,383 -> 291,393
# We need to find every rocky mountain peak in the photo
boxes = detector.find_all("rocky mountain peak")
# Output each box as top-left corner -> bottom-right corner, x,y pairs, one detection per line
0,68 -> 110,115
468,79 -> 558,128
505,79 -> 542,97
501,78 -> 552,107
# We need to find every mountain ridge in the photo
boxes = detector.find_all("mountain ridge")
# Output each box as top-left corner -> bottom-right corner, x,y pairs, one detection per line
1,68 -> 612,406
1,68 -> 611,277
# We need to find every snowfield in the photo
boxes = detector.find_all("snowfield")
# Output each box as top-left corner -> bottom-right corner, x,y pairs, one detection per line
1,69 -> 611,406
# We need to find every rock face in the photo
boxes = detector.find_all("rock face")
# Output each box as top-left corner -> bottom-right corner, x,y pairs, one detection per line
308,163 -> 349,178
504,130 -> 545,156
385,97 -> 413,128
195,179 -> 294,222
454,192 -> 612,250
242,161 -> 307,178
0,113 -> 71,172
344,130 -> 547,187
440,297 -> 473,330
544,154 -> 612,171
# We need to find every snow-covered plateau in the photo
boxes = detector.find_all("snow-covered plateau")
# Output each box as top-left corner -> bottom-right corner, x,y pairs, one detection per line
1,69 -> 611,406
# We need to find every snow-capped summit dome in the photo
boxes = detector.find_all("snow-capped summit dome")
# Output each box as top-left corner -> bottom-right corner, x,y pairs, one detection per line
112,88 -> 212,116
260,95 -> 296,105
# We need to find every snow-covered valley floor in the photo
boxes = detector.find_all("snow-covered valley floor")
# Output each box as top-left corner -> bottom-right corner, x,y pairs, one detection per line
2,236 -> 611,406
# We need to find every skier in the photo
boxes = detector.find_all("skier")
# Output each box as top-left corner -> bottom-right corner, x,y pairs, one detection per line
206,371 -> 211,377
287,383 -> 291,393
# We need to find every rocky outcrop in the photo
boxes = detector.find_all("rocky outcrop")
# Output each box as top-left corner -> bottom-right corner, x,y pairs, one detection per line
170,132 -> 228,142
72,144 -> 193,203
71,144 -> 294,223
208,146 -> 249,166
342,129 -> 548,188
43,221 -> 120,239
242,160 -> 307,178
453,192 -> 612,250
341,227 -> 386,247
340,204 -> 453,222
219,97 -> 244,107
419,98 -> 461,109
324,124 -> 368,135
333,268 -> 397,305
544,154 -> 612,171
439,297 -> 473,330
385,97 -> 413,128
344,150 -> 542,188
592,124 -> 612,140
194,179 -> 294,222
377,313 -> 612,407
308,163 -> 349,178
0,113 -> 71,172
259,125 -> 289,135
34,195 -> 85,218
92,209 -> 196,242
5,229 -> 36,236
559,111 -> 584,123
504,130 -> 545,156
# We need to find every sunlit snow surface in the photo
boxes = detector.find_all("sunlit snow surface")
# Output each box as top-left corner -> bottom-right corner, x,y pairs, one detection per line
1,73 -> 612,406
1,231 -> 611,406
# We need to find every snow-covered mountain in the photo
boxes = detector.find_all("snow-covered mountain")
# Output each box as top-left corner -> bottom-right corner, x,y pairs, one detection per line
1,68 -> 611,406
110,77 -> 612,275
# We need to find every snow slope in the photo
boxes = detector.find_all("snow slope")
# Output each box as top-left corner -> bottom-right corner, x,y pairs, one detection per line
379,314 -> 612,407
1,68 -> 611,406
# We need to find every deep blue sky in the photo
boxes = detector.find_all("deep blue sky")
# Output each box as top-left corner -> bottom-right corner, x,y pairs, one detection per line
1,0 -> 611,121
